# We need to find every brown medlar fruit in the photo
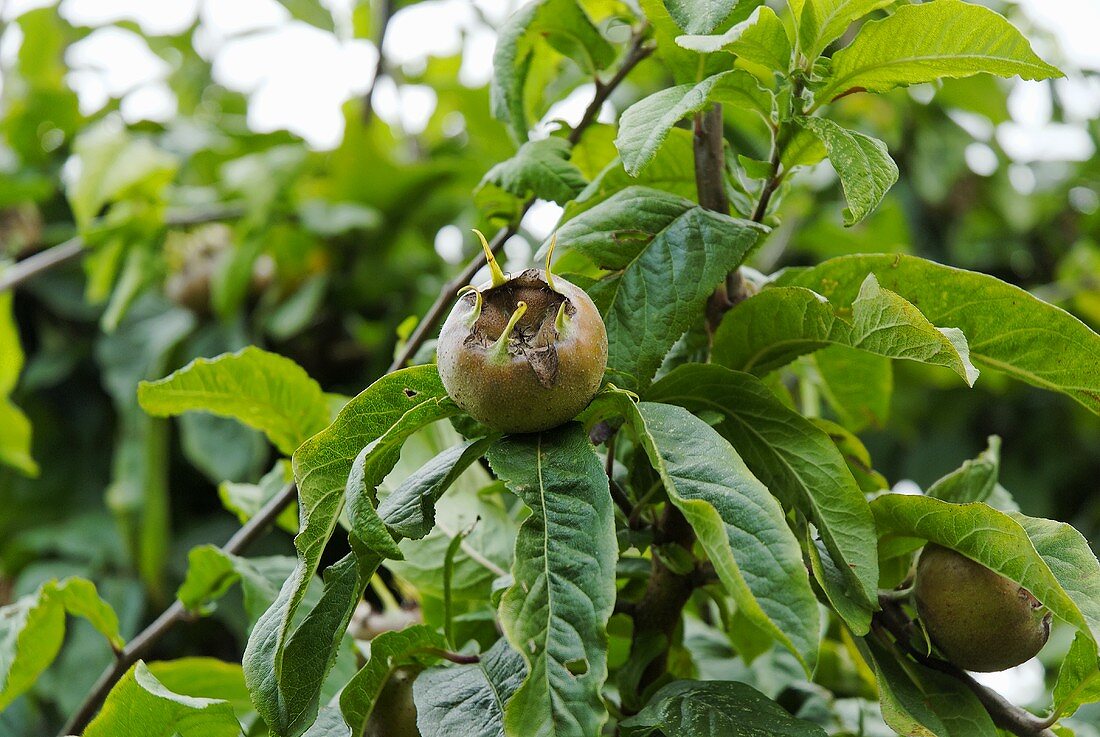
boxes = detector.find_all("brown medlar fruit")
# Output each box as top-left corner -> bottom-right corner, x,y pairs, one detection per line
437,231 -> 607,434
915,543 -> 1052,672
365,666 -> 420,737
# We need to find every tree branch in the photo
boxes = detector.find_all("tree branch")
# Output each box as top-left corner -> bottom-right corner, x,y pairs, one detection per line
61,482 -> 298,737
875,598 -> 1057,737
0,205 -> 246,294
387,27 -> 653,373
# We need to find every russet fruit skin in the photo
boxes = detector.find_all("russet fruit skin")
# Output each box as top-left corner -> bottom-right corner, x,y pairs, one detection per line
915,543 -> 1051,672
437,267 -> 607,434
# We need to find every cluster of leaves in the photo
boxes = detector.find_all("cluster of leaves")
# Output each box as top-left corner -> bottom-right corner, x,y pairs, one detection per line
2,0 -> 1100,737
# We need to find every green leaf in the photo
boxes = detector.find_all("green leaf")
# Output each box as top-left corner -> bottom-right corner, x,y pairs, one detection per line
477,138 -> 587,219
664,0 -> 751,34
413,638 -> 527,737
626,400 -> 821,671
219,461 -> 298,534
340,625 -> 447,735
819,0 -> 1062,103
812,346 -> 892,432
177,546 -> 294,623
775,255 -> 1100,414
378,437 -> 496,541
64,119 -> 177,229
860,637 -> 997,737
555,187 -> 765,389
1053,635 -> 1100,719
244,366 -> 452,737
487,424 -> 617,737
0,291 -> 36,476
927,436 -> 1000,504
138,346 -> 329,457
676,6 -> 792,73
146,658 -> 252,715
616,71 -> 772,177
807,534 -> 872,635
797,0 -> 894,60
620,679 -> 828,736
870,495 -> 1099,643
714,274 -> 978,384
0,578 -> 124,711
85,661 -> 241,737
491,0 -> 615,140
564,129 -> 697,222
648,364 -> 879,612
795,117 -> 898,225
1012,514 -> 1100,645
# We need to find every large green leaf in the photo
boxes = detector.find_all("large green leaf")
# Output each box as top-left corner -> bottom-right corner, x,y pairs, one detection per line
138,346 -> 329,457
871,495 -> 1099,643
627,400 -> 821,671
860,637 -> 997,737
818,0 -> 1062,103
796,0 -> 894,60
340,625 -> 448,735
491,0 -> 615,140
85,661 -> 241,737
486,424 -> 617,737
477,138 -> 587,220
615,71 -> 772,176
675,6 -> 792,74
0,578 -> 124,711
244,366 -> 453,737
795,118 -> 898,225
647,364 -> 879,615
413,638 -> 527,737
713,274 -> 978,384
776,255 -> 1100,414
664,0 -> 749,34
0,290 -> 35,476
620,679 -> 828,736
555,186 -> 765,389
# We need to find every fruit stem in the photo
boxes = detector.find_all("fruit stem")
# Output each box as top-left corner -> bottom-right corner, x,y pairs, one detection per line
474,228 -> 507,287
457,285 -> 483,326
545,232 -> 559,292
488,301 -> 527,362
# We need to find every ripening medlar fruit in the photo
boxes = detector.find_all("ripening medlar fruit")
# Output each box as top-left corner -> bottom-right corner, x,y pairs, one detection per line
365,666 -> 420,737
915,543 -> 1052,672
437,231 -> 607,434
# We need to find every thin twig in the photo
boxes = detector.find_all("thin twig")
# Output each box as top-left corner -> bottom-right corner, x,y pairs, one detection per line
0,205 -> 247,294
61,482 -> 298,737
387,27 -> 653,374
875,597 -> 1057,737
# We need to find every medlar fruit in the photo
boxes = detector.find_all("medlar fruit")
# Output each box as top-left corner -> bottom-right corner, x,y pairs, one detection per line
437,231 -> 607,434
915,543 -> 1052,672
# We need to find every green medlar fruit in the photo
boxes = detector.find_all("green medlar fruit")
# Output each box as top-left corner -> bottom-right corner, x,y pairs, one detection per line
915,543 -> 1051,672
437,231 -> 607,434
365,666 -> 420,737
